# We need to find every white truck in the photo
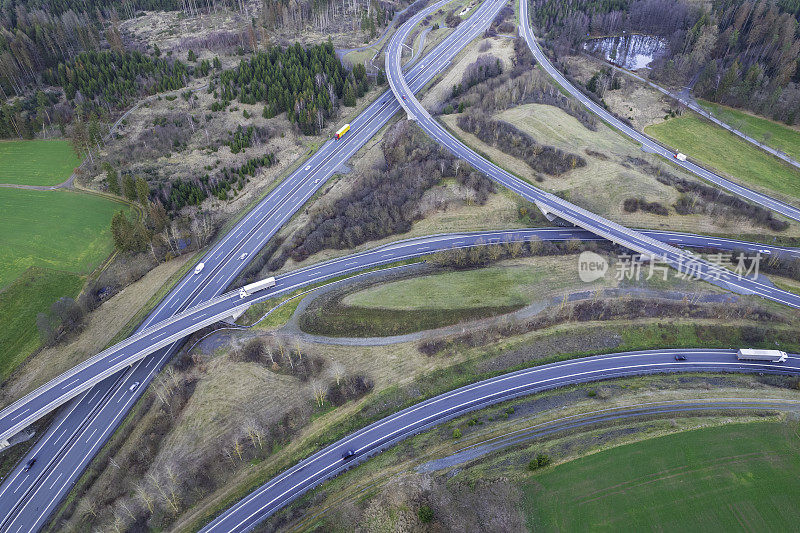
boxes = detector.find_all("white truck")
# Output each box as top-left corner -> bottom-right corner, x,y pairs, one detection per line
736,349 -> 787,363
238,277 -> 276,299
674,152 -> 687,161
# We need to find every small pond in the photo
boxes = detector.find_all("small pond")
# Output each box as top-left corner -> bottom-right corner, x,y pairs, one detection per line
583,34 -> 667,70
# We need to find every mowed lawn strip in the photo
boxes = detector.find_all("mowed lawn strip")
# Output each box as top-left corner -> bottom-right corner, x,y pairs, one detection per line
0,188 -> 125,288
0,139 -> 81,186
0,268 -> 83,381
645,114 -> 800,200
698,99 -> 800,162
523,421 -> 800,532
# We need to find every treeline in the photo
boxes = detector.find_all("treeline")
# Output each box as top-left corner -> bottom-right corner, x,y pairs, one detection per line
533,0 -> 800,124
0,6 -> 101,96
629,156 -> 791,231
156,153 -> 277,210
228,124 -> 272,153
691,0 -> 800,124
268,121 -> 494,268
261,0 -> 390,33
531,0 -> 691,50
215,42 -> 365,135
457,113 -> 587,176
443,38 -> 598,131
1,0 -> 181,21
450,54 -> 503,98
0,91 -> 66,138
44,50 -> 189,106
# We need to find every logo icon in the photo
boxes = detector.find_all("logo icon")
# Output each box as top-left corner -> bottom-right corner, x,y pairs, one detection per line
578,251 -> 608,282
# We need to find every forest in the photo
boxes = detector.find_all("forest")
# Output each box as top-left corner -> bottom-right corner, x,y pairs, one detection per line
45,50 -> 189,105
531,0 -> 800,124
216,41 -> 365,135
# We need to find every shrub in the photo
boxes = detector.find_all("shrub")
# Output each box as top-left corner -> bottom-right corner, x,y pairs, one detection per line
528,453 -> 551,470
418,505 -> 434,523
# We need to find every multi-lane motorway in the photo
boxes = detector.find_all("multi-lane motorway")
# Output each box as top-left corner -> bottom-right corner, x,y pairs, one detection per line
517,0 -> 800,222
386,0 -> 800,310
0,0 -> 516,529
201,349 -> 800,532
2,0 -> 800,530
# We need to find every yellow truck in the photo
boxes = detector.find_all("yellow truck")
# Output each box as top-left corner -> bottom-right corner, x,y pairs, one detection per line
335,123 -> 350,140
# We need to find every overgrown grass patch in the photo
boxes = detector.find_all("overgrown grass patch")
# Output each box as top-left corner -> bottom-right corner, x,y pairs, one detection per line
0,139 -> 81,186
0,267 -> 83,381
645,114 -> 800,200
522,421 -> 800,531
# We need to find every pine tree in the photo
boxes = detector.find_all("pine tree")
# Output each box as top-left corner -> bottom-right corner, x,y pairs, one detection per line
135,176 -> 150,205
122,174 -> 137,200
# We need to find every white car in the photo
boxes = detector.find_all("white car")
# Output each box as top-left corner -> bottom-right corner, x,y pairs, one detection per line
194,263 -> 205,275
240,252 -> 248,260
759,249 -> 771,254
315,179 -> 320,184
305,165 -> 311,171
129,381 -> 140,392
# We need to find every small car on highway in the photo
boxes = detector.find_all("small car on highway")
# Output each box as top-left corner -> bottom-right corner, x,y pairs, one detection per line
128,381 -> 140,392
342,449 -> 356,461
24,458 -> 36,471
674,355 -> 687,361
239,253 -> 248,260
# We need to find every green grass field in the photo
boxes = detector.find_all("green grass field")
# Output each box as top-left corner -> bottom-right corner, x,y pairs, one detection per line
0,268 -> 84,381
0,139 -> 81,186
0,187 -> 125,378
300,257 -> 614,336
645,114 -> 800,200
698,99 -> 800,162
0,188 -> 124,288
523,422 -> 800,532
343,258 -> 601,310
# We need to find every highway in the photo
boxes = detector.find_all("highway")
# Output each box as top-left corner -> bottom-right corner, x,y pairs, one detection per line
386,0 -> 800,310
517,0 -> 800,222
1,0 -> 798,529
2,222 -> 797,477
601,60 -> 800,171
0,0 -> 515,529
200,348 -> 800,533
0,1 -> 513,528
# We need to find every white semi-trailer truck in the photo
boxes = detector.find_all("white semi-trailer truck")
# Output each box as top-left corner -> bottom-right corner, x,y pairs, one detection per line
239,277 -> 276,299
736,349 -> 787,362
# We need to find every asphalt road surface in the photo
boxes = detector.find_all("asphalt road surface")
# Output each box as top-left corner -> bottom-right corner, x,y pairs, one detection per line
201,349 -> 800,532
386,0 -> 800,311
1,222 -> 796,529
518,0 -> 800,221
0,0 -> 511,529
2,0 -> 798,529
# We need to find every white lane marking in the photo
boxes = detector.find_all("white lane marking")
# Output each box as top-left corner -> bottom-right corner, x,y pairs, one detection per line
48,473 -> 63,490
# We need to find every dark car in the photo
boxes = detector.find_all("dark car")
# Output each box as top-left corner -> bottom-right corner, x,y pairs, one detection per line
342,449 -> 356,461
675,354 -> 687,361
24,458 -> 36,472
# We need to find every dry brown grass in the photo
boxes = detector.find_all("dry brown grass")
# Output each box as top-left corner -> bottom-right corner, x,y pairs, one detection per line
444,103 -> 800,238
421,35 -> 516,111
0,254 -> 191,409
